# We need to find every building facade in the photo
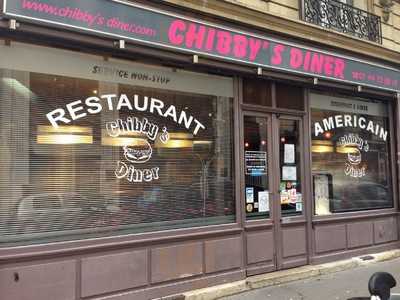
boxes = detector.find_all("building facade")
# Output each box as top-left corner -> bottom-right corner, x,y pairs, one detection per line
0,0 -> 399,299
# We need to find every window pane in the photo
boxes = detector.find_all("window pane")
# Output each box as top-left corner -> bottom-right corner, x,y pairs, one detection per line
244,116 -> 270,219
311,93 -> 393,215
0,61 -> 235,246
243,78 -> 272,107
279,119 -> 302,216
276,83 -> 304,111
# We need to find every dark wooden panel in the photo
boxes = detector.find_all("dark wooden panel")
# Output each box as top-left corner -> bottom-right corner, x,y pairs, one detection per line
311,241 -> 400,265
0,260 -> 76,300
84,269 -> 245,300
347,221 -> 373,249
374,217 -> 398,244
281,257 -> 308,269
282,227 -> 307,258
315,224 -> 346,253
151,242 -> 203,283
246,231 -> 274,264
81,250 -> 148,297
205,237 -> 242,273
246,264 -> 275,276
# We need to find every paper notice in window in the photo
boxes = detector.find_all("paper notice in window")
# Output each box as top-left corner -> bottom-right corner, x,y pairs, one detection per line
282,166 -> 297,181
245,151 -> 267,176
284,144 -> 295,163
314,174 -> 330,215
258,191 -> 269,212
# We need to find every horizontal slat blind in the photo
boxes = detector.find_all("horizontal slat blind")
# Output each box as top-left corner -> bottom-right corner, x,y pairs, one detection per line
0,68 -> 235,246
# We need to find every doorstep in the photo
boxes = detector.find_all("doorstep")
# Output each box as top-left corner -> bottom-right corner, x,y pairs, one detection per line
174,249 -> 400,300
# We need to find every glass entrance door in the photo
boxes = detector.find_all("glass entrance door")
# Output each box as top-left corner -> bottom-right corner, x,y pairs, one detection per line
244,113 -> 307,271
278,118 -> 303,217
243,115 -> 271,219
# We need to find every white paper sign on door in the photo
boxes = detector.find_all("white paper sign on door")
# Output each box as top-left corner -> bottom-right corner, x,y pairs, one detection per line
284,144 -> 295,163
282,166 -> 297,181
246,187 -> 254,203
258,191 -> 269,212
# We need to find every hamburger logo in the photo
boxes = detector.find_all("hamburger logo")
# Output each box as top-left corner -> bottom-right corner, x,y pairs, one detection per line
123,140 -> 153,164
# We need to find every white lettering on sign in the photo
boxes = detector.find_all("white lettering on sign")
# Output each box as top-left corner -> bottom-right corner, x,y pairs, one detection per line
47,93 -> 205,135
313,114 -> 387,178
46,94 -> 204,184
106,117 -> 160,141
115,161 -> 159,182
314,114 -> 387,141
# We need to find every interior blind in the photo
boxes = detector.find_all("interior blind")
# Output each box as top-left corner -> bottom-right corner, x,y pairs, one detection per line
0,68 -> 235,246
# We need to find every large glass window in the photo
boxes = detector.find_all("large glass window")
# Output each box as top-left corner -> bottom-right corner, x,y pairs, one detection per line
0,43 -> 235,246
311,93 -> 393,215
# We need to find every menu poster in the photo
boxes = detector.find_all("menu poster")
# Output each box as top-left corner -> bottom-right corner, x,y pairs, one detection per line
296,193 -> 302,203
282,166 -> 297,181
289,188 -> 297,203
314,174 -> 331,215
280,190 -> 290,204
246,187 -> 254,203
245,151 -> 267,176
258,191 -> 269,212
284,144 -> 295,163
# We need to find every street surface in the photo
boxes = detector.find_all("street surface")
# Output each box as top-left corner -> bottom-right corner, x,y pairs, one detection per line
222,258 -> 400,300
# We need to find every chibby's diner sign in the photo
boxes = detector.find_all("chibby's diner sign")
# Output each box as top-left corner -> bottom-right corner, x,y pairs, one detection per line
314,115 -> 387,178
46,94 -> 204,183
3,0 -> 400,92
109,117 -> 170,183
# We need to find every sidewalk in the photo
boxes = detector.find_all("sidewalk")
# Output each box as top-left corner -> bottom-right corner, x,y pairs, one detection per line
181,249 -> 400,300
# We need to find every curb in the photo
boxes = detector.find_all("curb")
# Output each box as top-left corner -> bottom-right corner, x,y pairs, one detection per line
182,249 -> 400,300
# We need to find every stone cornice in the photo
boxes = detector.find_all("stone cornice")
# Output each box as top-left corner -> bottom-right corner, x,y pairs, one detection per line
161,0 -> 400,66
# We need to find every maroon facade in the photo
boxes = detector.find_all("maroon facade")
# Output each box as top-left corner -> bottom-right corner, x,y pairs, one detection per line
0,1 -> 399,300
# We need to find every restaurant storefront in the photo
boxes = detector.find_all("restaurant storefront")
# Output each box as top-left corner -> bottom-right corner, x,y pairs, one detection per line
0,0 -> 399,299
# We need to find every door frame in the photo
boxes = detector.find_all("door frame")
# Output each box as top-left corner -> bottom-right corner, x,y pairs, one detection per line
241,109 -> 310,274
273,113 -> 308,270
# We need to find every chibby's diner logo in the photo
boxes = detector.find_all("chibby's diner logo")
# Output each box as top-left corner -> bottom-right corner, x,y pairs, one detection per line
337,134 -> 369,178
313,114 -> 387,178
46,93 -> 205,183
106,117 -> 170,182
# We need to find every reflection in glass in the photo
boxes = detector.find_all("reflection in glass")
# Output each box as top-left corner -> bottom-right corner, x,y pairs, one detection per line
0,69 -> 235,246
311,95 -> 393,215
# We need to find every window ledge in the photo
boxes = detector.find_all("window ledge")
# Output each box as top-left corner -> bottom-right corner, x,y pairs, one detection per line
312,208 -> 398,224
0,223 -> 242,262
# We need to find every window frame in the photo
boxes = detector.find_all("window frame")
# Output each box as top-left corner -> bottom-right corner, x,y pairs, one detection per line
308,91 -> 398,220
0,43 -> 243,251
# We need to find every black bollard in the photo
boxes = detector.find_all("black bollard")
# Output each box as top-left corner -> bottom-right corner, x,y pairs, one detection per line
368,272 -> 397,300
